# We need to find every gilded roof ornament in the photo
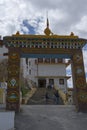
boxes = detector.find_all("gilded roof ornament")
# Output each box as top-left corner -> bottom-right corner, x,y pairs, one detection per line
16,31 -> 20,35
44,18 -> 53,36
70,32 -> 74,36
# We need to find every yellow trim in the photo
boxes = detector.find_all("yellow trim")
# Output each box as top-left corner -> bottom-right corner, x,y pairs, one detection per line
12,33 -> 78,39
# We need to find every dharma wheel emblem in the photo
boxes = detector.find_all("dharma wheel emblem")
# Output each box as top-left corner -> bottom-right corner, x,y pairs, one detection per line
10,78 -> 16,86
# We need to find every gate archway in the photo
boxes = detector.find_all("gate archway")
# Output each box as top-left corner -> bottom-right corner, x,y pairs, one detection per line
1,28 -> 87,112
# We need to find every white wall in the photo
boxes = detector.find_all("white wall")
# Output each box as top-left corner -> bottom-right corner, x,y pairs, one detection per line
27,58 -> 37,81
38,64 -> 66,76
24,59 -> 68,92
0,111 -> 15,130
54,78 -> 67,93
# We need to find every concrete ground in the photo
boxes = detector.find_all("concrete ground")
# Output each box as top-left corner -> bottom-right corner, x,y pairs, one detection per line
15,105 -> 87,130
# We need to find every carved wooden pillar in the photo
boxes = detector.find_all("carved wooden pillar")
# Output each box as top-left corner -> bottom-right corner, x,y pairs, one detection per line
6,48 -> 21,112
71,50 -> 87,112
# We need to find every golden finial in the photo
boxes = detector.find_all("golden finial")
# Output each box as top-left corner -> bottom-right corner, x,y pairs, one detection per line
44,13 -> 52,36
16,31 -> 20,35
47,18 -> 49,28
47,11 -> 49,28
70,32 -> 74,36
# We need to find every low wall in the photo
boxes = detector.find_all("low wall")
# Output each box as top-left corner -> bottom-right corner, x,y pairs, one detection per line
22,87 -> 37,104
0,111 -> 15,130
0,88 -> 6,104
54,85 -> 68,104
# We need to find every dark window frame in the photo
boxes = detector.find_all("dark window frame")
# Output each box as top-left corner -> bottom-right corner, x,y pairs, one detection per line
59,79 -> 64,85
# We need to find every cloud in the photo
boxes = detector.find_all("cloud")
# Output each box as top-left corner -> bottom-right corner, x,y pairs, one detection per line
66,65 -> 72,76
0,0 -> 87,37
66,64 -> 73,88
67,77 -> 73,88
83,47 -> 87,81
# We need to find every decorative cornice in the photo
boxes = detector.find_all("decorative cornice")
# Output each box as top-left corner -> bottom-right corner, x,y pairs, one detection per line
3,36 -> 86,49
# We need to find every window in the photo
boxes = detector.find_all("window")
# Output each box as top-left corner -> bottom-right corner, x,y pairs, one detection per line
49,79 -> 54,85
38,58 -> 43,63
35,59 -> 38,64
26,58 -> 28,65
58,58 -> 63,63
29,70 -> 31,75
29,61 -> 31,66
59,79 -> 64,85
45,58 -> 50,63
51,58 -> 55,63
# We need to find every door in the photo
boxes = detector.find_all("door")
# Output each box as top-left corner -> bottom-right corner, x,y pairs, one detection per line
38,79 -> 46,87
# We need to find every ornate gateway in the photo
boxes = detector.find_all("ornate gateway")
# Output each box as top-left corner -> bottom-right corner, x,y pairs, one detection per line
1,19 -> 87,112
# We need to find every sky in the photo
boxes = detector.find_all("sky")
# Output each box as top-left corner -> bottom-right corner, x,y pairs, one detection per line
0,0 -> 87,87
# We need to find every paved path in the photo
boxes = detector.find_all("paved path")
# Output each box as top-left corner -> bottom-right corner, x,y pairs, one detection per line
15,105 -> 87,130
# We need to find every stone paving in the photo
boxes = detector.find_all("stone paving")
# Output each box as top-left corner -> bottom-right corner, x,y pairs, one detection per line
15,105 -> 87,130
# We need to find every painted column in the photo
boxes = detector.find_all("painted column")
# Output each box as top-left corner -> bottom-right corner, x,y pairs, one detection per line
71,49 -> 87,112
6,48 -> 20,112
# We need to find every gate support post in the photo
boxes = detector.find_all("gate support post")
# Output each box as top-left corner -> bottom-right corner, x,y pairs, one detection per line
6,48 -> 21,112
71,50 -> 87,112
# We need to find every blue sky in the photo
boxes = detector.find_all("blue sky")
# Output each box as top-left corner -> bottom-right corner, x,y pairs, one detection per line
0,0 -> 87,87
22,20 -> 35,34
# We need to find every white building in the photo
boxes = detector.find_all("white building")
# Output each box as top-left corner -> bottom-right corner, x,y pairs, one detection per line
23,58 -> 70,94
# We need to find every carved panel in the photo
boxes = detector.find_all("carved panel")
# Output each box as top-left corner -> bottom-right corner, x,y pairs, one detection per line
6,49 -> 20,112
71,50 -> 87,111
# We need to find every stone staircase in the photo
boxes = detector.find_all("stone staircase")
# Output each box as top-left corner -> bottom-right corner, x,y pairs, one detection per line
27,88 -> 63,105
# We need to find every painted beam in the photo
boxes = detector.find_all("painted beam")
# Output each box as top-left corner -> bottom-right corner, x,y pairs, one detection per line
21,53 -> 71,58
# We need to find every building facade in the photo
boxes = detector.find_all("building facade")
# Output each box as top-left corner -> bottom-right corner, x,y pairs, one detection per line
23,58 -> 70,94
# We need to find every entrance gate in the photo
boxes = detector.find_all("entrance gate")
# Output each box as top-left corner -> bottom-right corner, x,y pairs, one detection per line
0,29 -> 87,112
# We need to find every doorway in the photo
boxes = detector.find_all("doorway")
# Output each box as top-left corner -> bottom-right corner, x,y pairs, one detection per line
38,79 -> 46,88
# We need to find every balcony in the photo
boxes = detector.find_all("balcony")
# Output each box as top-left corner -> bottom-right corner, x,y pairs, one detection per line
35,58 -> 70,65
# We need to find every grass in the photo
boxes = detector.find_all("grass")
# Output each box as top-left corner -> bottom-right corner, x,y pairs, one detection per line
21,86 -> 29,97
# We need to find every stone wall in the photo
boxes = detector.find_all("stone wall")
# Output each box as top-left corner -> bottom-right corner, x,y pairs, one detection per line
0,111 -> 15,130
